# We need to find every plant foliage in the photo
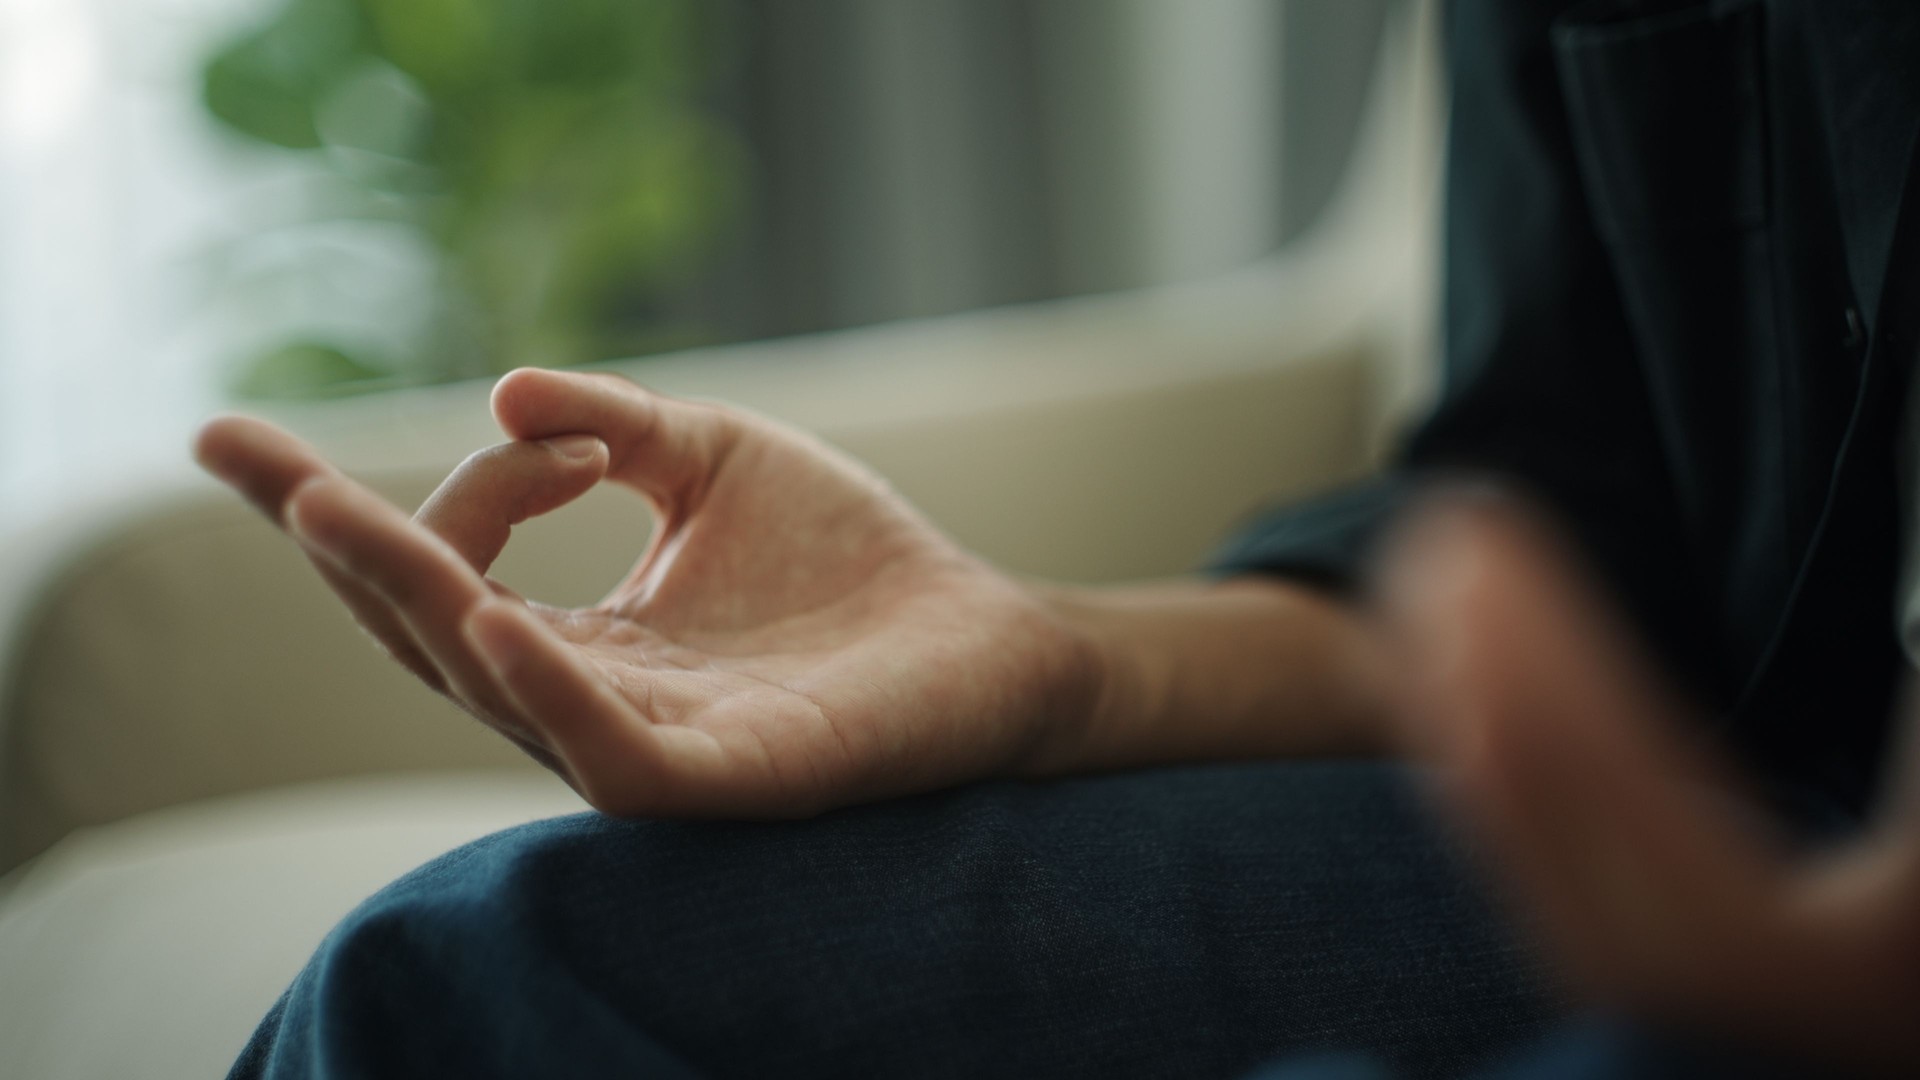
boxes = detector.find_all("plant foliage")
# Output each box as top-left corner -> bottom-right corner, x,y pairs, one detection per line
202,0 -> 743,398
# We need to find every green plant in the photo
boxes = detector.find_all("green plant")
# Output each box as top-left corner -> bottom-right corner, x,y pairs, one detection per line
202,0 -> 744,398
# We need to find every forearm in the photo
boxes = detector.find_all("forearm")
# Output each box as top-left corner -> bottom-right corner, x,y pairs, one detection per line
1024,576 -> 1394,775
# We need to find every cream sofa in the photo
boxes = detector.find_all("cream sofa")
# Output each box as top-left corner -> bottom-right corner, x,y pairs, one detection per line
0,13 -> 1441,1079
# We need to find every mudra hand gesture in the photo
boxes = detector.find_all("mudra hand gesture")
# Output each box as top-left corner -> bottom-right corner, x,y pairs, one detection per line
196,368 -> 1099,818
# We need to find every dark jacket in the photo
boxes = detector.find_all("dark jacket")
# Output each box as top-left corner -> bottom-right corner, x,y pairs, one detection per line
1214,0 -> 1920,823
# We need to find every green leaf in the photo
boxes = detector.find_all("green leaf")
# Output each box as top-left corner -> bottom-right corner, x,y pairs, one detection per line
202,0 -> 745,395
229,342 -> 391,399
202,0 -> 365,150
359,0 -> 494,92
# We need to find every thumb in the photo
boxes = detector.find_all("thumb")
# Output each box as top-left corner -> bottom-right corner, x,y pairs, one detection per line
414,434 -> 609,575
488,367 -> 743,512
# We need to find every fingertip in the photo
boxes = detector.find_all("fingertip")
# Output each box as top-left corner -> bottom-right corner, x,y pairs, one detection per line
490,365 -> 656,441
1375,504 -> 1506,714
192,413 -> 270,476
1378,506 -> 1499,633
191,415 -> 238,470
489,366 -> 545,421
490,367 -> 576,438
1375,497 -> 1586,808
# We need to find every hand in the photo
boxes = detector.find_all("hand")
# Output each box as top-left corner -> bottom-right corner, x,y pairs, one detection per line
1378,497 -> 1920,1075
195,368 -> 1101,818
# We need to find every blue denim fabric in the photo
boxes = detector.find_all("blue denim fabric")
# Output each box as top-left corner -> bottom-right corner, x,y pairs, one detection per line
230,762 -> 1562,1079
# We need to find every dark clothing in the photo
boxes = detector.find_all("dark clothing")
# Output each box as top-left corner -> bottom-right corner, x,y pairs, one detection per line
1216,0 -> 1920,825
230,765 -> 1556,1079
1250,1018 -> 1818,1080
231,2 -> 1919,1077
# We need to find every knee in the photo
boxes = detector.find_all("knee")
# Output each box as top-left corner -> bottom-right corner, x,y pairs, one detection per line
237,813 -> 660,1079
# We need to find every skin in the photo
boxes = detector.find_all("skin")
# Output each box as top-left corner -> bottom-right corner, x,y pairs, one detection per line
196,367 -> 1917,1071
193,367 -> 1388,818
1378,502 -> 1920,1076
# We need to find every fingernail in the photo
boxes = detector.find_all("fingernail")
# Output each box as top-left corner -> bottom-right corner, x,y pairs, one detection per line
544,434 -> 603,461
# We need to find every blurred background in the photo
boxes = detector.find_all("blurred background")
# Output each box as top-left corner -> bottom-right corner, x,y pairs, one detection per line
0,0 -> 1392,525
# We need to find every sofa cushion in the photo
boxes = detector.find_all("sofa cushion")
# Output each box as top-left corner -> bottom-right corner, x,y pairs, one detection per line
0,772 -> 585,1080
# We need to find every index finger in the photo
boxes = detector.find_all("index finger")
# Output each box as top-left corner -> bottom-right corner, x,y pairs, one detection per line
413,435 -> 608,576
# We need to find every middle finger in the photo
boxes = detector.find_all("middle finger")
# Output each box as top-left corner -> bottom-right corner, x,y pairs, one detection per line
287,474 -> 551,749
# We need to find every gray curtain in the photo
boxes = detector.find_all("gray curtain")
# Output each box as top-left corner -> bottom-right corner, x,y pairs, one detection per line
681,0 -> 1394,340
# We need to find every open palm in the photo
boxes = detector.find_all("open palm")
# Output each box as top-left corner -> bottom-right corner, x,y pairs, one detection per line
196,368 -> 1099,817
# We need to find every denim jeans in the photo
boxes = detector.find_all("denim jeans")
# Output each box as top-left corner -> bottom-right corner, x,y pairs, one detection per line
231,762 -> 1577,1078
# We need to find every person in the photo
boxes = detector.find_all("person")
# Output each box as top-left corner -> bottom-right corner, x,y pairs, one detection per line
193,0 -> 1920,1076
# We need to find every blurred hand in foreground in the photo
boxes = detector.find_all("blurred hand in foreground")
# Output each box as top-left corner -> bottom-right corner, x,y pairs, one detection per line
195,368 -> 1100,817
1378,498 -> 1920,1076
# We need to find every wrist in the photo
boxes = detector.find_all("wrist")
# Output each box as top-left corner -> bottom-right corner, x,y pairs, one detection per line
1014,582 -> 1147,778
1015,576 -> 1396,777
